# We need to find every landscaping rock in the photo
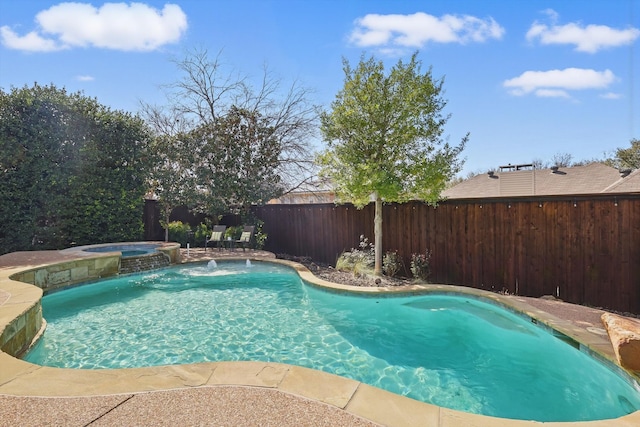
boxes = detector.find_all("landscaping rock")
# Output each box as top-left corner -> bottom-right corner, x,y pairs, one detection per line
601,312 -> 640,371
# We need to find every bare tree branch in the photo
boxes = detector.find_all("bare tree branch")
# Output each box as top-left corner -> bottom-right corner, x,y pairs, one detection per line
140,48 -> 320,215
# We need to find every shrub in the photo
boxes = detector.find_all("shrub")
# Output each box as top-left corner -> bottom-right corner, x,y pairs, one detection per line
167,221 -> 192,247
194,223 -> 210,247
0,84 -> 151,253
383,251 -> 402,277
410,250 -> 432,281
336,235 -> 375,277
224,226 -> 242,240
254,220 -> 267,249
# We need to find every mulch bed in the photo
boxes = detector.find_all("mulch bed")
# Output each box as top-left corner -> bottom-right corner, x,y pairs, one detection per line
276,254 -> 414,288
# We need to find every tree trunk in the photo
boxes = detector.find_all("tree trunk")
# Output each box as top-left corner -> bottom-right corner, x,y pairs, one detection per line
164,209 -> 170,242
374,194 -> 383,275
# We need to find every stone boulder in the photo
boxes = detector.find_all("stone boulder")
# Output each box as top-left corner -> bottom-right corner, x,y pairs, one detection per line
601,312 -> 640,371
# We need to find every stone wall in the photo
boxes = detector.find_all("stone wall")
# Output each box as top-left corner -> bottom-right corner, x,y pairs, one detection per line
0,276 -> 43,358
10,256 -> 121,293
120,252 -> 171,274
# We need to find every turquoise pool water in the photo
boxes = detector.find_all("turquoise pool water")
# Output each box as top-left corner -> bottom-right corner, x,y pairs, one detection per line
82,244 -> 158,258
26,261 -> 640,422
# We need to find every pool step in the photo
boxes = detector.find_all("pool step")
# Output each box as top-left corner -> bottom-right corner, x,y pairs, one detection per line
120,252 -> 170,274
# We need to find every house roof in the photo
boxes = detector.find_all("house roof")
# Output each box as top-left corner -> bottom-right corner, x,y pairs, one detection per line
267,178 -> 335,204
602,168 -> 640,193
442,163 -> 639,199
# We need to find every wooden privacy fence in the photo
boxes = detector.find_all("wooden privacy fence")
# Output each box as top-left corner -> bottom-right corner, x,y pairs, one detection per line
253,193 -> 640,314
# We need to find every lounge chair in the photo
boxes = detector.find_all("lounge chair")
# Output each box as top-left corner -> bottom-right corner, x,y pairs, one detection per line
205,225 -> 226,251
234,225 -> 255,252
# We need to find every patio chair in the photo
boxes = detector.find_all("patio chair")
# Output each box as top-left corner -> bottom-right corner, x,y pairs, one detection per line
205,225 -> 227,251
234,225 -> 255,252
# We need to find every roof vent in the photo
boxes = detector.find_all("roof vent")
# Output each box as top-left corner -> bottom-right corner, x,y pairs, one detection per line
551,166 -> 559,173
488,171 -> 498,178
499,163 -> 534,172
619,168 -> 632,177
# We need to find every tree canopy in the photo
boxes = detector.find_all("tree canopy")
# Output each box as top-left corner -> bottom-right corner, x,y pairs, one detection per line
319,53 -> 467,206
607,138 -> 640,170
148,132 -> 198,241
0,84 -> 153,253
318,53 -> 467,274
187,106 -> 284,212
141,48 -> 317,219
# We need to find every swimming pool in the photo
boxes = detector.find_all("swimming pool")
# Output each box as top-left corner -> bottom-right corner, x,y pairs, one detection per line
25,261 -> 640,422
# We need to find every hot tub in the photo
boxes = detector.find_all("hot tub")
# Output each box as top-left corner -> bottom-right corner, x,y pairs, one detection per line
81,243 -> 160,258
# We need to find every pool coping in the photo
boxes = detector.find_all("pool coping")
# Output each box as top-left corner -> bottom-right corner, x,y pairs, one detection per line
1,251 -> 639,426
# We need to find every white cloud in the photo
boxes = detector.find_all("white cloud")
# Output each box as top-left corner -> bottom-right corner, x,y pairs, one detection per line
540,8 -> 560,23
1,2 -> 187,52
349,12 -> 504,51
0,26 -> 61,52
503,68 -> 617,97
535,89 -> 570,98
76,75 -> 95,82
526,10 -> 640,53
600,92 -> 622,100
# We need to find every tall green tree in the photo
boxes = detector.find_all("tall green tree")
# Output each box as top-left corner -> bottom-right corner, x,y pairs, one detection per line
0,84 -> 152,253
187,106 -> 284,215
318,53 -> 467,275
149,132 -> 200,241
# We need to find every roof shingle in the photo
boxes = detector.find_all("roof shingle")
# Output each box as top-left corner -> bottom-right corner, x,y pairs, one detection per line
443,163 -> 639,199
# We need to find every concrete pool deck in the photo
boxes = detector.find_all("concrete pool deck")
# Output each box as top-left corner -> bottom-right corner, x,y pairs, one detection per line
1,247 -> 639,426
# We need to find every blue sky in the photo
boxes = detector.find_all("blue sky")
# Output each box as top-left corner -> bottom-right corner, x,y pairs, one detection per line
0,1 -> 638,176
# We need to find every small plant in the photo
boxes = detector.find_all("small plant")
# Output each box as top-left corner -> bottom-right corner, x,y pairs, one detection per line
193,223 -> 209,247
382,251 -> 402,277
167,221 -> 192,247
224,226 -> 242,240
336,235 -> 375,277
254,220 -> 268,250
410,250 -> 432,281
